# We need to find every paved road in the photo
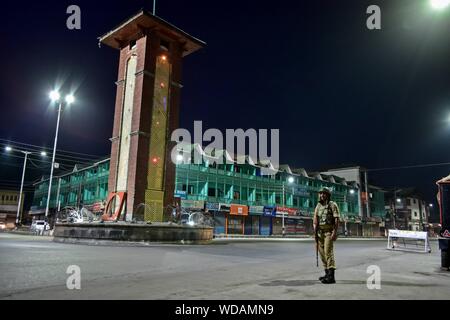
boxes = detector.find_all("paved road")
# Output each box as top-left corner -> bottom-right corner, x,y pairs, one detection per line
0,233 -> 448,300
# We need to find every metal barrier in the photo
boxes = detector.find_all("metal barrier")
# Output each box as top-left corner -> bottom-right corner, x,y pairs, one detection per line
387,229 -> 431,253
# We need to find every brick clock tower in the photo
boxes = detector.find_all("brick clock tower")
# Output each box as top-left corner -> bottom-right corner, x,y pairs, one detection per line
99,10 -> 204,222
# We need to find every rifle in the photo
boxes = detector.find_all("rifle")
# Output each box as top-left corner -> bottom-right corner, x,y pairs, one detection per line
315,228 -> 319,267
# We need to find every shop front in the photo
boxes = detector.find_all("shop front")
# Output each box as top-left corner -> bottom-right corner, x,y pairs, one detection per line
206,202 -> 224,235
363,217 -> 381,237
248,206 -> 264,235
227,204 -> 248,235
347,217 -> 362,236
285,216 -> 307,234
261,206 -> 275,235
273,206 -> 298,235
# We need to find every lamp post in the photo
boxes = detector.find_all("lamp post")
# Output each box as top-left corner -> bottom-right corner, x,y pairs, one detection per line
44,91 -> 74,230
346,189 -> 356,235
430,0 -> 450,10
16,150 -> 30,227
5,147 -> 47,226
281,176 -> 295,237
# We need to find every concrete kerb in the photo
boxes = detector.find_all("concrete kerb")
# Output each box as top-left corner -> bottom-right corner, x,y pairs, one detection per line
52,236 -> 214,247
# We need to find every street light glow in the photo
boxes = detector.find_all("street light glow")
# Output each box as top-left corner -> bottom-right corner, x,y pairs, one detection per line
350,189 -> 355,194
5,146 -> 12,152
65,94 -> 75,104
288,176 -> 294,184
49,90 -> 60,102
41,151 -> 47,157
429,203 -> 434,207
431,0 -> 450,9
396,198 -> 401,203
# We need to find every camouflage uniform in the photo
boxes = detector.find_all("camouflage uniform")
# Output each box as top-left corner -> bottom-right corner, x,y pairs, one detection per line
315,200 -> 340,269
314,187 -> 340,284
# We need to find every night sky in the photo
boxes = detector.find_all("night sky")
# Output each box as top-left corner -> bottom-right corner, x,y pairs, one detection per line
1,0 -> 449,219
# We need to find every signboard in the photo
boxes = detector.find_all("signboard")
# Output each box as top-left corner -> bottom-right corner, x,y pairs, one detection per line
276,206 -> 297,216
230,204 -> 248,216
263,206 -> 276,217
175,190 -> 187,200
249,205 -> 264,215
219,203 -> 231,212
387,229 -> 431,253
296,187 -> 310,197
388,229 -> 428,240
437,180 -> 450,238
181,200 -> 204,210
206,202 -> 220,211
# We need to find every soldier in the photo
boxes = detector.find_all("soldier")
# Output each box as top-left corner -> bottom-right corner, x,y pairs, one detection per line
314,187 -> 340,284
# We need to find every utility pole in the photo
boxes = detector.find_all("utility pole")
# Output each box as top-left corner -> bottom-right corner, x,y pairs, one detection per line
418,199 -> 424,231
364,170 -> 370,219
393,189 -> 397,229
282,183 -> 285,237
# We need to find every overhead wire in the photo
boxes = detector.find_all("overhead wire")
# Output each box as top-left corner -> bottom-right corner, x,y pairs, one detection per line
0,138 -> 106,159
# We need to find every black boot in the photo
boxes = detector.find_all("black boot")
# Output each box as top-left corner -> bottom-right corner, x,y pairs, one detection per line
319,269 -> 328,281
321,268 -> 336,284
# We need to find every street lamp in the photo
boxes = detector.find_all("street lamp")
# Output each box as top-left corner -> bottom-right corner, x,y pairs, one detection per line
44,90 -> 74,230
430,0 -> 450,10
5,146 -> 46,226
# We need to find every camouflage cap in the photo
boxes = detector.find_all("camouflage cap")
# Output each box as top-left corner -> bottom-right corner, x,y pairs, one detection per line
318,187 -> 332,195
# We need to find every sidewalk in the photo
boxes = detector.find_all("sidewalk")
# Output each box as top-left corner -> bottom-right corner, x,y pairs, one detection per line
213,234 -> 391,241
0,228 -> 53,237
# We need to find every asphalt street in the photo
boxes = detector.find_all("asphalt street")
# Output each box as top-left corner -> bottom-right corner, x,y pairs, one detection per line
0,233 -> 448,300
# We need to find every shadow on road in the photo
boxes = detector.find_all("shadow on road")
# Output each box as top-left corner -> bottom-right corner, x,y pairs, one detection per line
260,279 -> 440,287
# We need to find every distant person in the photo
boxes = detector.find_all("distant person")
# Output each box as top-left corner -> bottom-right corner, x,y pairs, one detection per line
313,187 -> 341,284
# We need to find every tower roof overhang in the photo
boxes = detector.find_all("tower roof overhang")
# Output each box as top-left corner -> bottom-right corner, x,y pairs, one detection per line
99,9 -> 206,56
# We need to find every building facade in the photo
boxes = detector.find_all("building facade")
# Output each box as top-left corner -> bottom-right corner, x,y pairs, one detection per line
31,152 -> 362,236
384,188 -> 429,231
321,166 -> 386,236
0,190 -> 24,229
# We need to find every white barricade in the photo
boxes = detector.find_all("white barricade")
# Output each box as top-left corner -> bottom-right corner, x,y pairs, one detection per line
387,229 -> 431,253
